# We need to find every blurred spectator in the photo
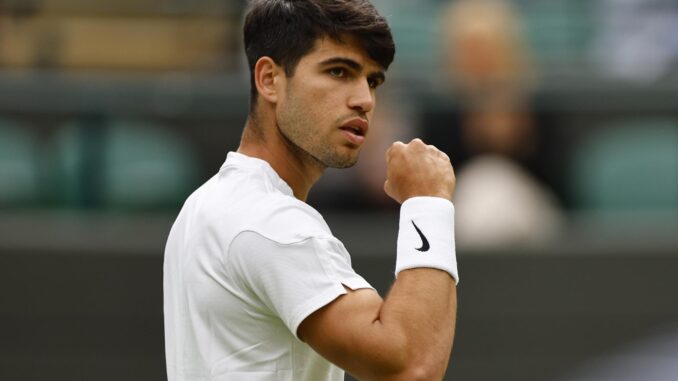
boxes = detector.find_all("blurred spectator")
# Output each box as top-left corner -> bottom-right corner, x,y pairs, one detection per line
438,0 -> 563,248
591,0 -> 678,83
441,0 -> 536,95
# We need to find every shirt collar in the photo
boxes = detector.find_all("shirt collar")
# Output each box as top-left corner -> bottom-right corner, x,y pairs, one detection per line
221,152 -> 294,197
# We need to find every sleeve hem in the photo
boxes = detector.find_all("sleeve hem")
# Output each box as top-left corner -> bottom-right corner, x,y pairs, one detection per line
288,279 -> 375,339
289,283 -> 347,339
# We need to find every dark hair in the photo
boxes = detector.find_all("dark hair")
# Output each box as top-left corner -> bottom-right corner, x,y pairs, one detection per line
243,0 -> 395,109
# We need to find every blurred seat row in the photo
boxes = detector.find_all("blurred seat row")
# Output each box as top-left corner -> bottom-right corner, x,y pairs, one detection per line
0,0 -> 244,72
0,118 -> 200,211
571,119 -> 678,211
2,117 -> 677,212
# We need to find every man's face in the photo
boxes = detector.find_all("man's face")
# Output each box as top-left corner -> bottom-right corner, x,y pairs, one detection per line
275,36 -> 386,168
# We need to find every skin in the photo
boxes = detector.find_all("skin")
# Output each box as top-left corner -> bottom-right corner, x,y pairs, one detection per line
238,35 -> 458,381
239,35 -> 385,200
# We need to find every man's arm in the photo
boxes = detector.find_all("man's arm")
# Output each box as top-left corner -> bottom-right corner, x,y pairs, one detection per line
298,139 -> 458,381
299,270 -> 456,381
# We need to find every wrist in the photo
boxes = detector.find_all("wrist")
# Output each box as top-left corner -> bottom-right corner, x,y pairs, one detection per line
402,193 -> 452,203
396,197 -> 459,283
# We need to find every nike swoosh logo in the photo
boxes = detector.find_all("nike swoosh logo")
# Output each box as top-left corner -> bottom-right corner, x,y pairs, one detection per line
411,221 -> 430,252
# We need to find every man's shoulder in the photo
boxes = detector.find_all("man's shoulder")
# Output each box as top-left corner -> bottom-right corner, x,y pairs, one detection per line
190,174 -> 333,245
244,194 -> 333,245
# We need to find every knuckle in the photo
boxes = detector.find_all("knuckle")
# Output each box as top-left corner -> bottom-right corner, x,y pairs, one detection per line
387,142 -> 404,157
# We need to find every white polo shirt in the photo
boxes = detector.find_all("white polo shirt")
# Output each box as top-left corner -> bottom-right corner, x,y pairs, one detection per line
163,152 -> 373,381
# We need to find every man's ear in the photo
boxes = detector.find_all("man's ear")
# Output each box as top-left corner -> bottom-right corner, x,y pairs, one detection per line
254,57 -> 282,104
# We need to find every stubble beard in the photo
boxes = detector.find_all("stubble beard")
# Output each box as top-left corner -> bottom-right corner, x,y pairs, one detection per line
277,95 -> 360,170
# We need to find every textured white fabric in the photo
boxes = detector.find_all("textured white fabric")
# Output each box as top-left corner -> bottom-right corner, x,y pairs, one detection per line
396,197 -> 458,283
163,152 -> 373,381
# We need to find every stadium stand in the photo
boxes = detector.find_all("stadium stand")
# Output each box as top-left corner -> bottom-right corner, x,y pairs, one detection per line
0,119 -> 40,207
49,119 -> 200,210
570,119 -> 678,211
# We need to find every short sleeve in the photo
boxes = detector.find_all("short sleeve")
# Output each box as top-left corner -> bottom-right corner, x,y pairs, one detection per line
227,230 -> 373,338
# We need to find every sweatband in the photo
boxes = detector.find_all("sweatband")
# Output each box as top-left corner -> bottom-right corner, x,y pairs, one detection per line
396,196 -> 459,284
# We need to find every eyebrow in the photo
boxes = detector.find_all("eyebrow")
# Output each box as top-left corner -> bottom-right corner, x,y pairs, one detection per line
319,57 -> 386,84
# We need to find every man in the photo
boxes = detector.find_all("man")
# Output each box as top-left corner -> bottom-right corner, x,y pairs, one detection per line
164,1 -> 459,380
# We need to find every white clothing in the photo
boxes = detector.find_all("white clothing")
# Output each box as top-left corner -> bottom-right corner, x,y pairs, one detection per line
454,155 -> 563,248
163,152 -> 373,381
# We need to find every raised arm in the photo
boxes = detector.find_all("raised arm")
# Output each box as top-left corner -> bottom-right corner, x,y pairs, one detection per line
298,139 -> 458,381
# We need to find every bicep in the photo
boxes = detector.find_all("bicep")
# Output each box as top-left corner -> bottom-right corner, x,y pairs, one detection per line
298,287 -> 408,380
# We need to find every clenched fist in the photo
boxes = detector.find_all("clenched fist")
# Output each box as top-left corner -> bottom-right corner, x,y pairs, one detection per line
384,138 -> 456,204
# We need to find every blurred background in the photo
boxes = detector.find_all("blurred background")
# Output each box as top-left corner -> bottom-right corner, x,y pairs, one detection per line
1,0 -> 677,380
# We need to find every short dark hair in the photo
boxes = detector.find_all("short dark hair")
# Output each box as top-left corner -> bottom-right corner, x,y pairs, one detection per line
243,0 -> 395,109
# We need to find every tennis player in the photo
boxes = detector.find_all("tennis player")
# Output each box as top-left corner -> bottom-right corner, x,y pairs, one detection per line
164,1 -> 459,380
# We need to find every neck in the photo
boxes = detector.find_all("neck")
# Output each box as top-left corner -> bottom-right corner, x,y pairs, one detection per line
238,114 -> 324,201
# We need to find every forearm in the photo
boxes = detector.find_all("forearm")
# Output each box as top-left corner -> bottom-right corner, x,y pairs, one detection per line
369,196 -> 458,379
329,271 -> 455,381
373,268 -> 457,380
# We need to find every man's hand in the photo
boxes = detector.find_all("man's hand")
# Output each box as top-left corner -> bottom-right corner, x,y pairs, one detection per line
384,138 -> 456,204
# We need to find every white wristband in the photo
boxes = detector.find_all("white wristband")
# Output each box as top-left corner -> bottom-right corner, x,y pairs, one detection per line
396,196 -> 459,284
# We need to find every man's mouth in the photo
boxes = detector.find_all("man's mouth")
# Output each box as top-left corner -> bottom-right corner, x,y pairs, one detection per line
339,118 -> 369,146
339,118 -> 369,137
339,126 -> 365,136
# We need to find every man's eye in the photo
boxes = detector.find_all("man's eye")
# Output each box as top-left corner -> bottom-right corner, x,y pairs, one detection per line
368,78 -> 382,89
329,68 -> 345,78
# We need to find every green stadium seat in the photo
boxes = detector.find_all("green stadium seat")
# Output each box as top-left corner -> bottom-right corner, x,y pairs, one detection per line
376,1 -> 441,79
50,119 -> 200,210
0,119 -> 40,207
48,121 -> 91,207
570,120 -> 678,211
101,120 -> 200,210
513,0 -> 595,66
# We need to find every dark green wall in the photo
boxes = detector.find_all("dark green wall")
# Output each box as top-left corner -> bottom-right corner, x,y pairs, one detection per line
2,246 -> 677,381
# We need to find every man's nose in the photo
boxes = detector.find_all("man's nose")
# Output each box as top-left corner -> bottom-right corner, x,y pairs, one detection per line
347,79 -> 375,114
